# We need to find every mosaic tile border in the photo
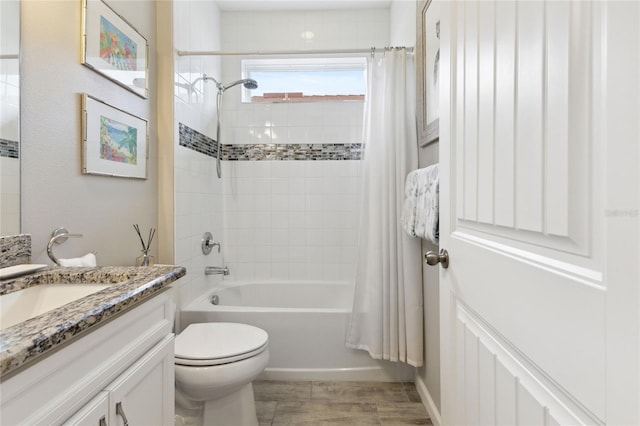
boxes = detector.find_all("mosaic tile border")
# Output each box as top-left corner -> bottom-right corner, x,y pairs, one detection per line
178,123 -> 218,158
0,138 -> 19,159
222,143 -> 363,161
178,123 -> 362,161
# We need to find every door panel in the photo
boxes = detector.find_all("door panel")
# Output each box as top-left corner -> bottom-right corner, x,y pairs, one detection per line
456,306 -> 601,425
438,0 -> 640,424
455,0 -> 593,258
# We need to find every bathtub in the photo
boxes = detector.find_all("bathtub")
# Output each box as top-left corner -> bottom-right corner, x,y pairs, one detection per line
180,280 -> 414,382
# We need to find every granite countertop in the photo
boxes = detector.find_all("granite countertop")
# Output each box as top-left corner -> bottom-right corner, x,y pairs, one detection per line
0,265 -> 186,378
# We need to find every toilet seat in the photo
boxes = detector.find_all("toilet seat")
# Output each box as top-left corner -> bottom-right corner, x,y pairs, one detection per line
175,322 -> 269,367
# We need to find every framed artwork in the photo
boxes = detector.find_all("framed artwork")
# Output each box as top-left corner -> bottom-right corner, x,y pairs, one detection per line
416,0 -> 440,146
81,93 -> 148,179
82,0 -> 148,98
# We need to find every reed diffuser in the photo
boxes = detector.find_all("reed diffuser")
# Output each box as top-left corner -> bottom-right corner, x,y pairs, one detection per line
133,224 -> 156,266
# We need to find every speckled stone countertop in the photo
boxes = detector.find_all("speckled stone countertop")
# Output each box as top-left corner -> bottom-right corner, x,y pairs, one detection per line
0,265 -> 186,378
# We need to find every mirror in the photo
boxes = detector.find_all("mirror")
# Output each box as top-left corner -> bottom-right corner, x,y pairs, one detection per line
0,0 -> 21,235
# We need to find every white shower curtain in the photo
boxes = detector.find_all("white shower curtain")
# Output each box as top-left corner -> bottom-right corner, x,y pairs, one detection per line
346,49 -> 423,367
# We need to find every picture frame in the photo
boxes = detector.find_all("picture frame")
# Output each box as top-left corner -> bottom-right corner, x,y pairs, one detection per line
81,93 -> 148,179
82,0 -> 148,98
416,0 -> 440,146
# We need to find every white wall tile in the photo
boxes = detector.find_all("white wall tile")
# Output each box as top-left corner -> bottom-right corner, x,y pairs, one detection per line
271,264 -> 289,280
220,160 -> 362,280
254,263 -> 272,280
214,6 -> 384,281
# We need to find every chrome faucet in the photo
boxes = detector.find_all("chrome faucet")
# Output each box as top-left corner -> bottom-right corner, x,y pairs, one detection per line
47,227 -> 83,266
205,266 -> 229,276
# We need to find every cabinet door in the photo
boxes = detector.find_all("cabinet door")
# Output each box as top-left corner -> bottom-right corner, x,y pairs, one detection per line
105,335 -> 174,426
62,391 -> 109,426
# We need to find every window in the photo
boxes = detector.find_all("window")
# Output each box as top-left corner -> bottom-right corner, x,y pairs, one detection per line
241,57 -> 367,103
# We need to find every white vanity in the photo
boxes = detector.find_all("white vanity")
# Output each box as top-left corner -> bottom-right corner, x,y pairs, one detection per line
0,253 -> 186,426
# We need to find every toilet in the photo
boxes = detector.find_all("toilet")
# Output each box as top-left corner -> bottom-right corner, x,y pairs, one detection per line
174,322 -> 269,426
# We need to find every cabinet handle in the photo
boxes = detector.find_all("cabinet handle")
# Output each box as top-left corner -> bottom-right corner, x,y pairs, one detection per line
99,416 -> 107,426
116,402 -> 130,426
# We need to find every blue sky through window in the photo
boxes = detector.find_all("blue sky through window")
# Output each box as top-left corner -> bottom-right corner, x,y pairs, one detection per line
242,57 -> 367,101
249,69 -> 366,97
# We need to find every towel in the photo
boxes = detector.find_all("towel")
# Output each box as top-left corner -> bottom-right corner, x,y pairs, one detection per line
401,164 -> 439,244
401,169 -> 422,237
414,164 -> 439,244
59,253 -> 97,267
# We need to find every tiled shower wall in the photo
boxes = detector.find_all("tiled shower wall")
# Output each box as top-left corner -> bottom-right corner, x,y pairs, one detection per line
173,0 -> 225,307
223,160 -> 361,281
219,8 -> 389,281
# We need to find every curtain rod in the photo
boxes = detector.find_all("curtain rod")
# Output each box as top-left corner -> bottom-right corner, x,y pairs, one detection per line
176,47 -> 413,56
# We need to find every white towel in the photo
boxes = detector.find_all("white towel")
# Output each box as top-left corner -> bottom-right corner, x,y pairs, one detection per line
401,169 -> 422,237
401,165 -> 440,243
59,253 -> 97,267
414,164 -> 439,244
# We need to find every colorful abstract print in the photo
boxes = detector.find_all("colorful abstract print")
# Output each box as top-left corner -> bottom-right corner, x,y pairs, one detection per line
100,116 -> 138,165
99,16 -> 137,71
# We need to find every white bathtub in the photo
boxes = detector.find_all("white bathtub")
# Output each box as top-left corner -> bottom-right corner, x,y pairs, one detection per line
180,280 -> 414,382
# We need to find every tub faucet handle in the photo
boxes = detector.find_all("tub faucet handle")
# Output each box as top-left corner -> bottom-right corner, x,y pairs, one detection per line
202,232 -> 221,255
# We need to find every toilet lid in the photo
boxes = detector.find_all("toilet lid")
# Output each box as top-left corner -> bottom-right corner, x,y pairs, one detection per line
175,323 -> 268,365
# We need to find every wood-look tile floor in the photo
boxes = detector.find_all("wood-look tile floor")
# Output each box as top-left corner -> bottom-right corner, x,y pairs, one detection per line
254,381 -> 433,426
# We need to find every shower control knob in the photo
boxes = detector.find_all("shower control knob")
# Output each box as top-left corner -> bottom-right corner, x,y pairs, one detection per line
201,232 -> 221,255
424,249 -> 449,269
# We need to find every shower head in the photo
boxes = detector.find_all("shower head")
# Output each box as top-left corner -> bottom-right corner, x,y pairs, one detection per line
192,75 -> 259,93
221,78 -> 258,92
243,79 -> 259,90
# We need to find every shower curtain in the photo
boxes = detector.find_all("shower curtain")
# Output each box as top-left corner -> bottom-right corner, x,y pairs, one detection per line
346,49 -> 423,367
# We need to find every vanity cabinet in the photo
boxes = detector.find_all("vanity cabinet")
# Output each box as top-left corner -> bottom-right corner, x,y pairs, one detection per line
0,292 -> 175,426
62,392 -> 109,426
63,334 -> 173,426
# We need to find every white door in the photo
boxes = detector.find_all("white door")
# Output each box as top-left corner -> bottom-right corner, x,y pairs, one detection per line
437,0 -> 640,424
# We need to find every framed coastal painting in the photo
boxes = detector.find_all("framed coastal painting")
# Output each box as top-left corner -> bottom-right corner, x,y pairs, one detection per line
81,93 -> 148,179
416,0 -> 440,146
82,0 -> 148,98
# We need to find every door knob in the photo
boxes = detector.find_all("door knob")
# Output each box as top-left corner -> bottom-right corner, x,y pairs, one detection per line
424,249 -> 449,268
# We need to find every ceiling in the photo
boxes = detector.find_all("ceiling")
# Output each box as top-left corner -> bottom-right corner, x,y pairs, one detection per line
216,0 -> 392,11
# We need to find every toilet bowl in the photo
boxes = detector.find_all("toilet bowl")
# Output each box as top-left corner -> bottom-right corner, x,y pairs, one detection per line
174,322 -> 269,426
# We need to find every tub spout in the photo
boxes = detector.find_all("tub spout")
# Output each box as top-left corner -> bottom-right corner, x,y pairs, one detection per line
205,266 -> 229,276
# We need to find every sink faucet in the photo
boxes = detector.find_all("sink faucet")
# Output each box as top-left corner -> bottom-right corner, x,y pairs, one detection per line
47,227 -> 83,266
205,266 -> 229,276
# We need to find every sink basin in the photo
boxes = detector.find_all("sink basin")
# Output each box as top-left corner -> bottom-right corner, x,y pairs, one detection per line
0,284 -> 112,330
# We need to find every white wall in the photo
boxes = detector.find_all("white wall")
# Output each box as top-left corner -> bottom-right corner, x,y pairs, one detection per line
390,0 -> 416,46
390,0 -> 442,416
219,9 -> 387,281
21,1 -> 158,266
171,0 -> 225,312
